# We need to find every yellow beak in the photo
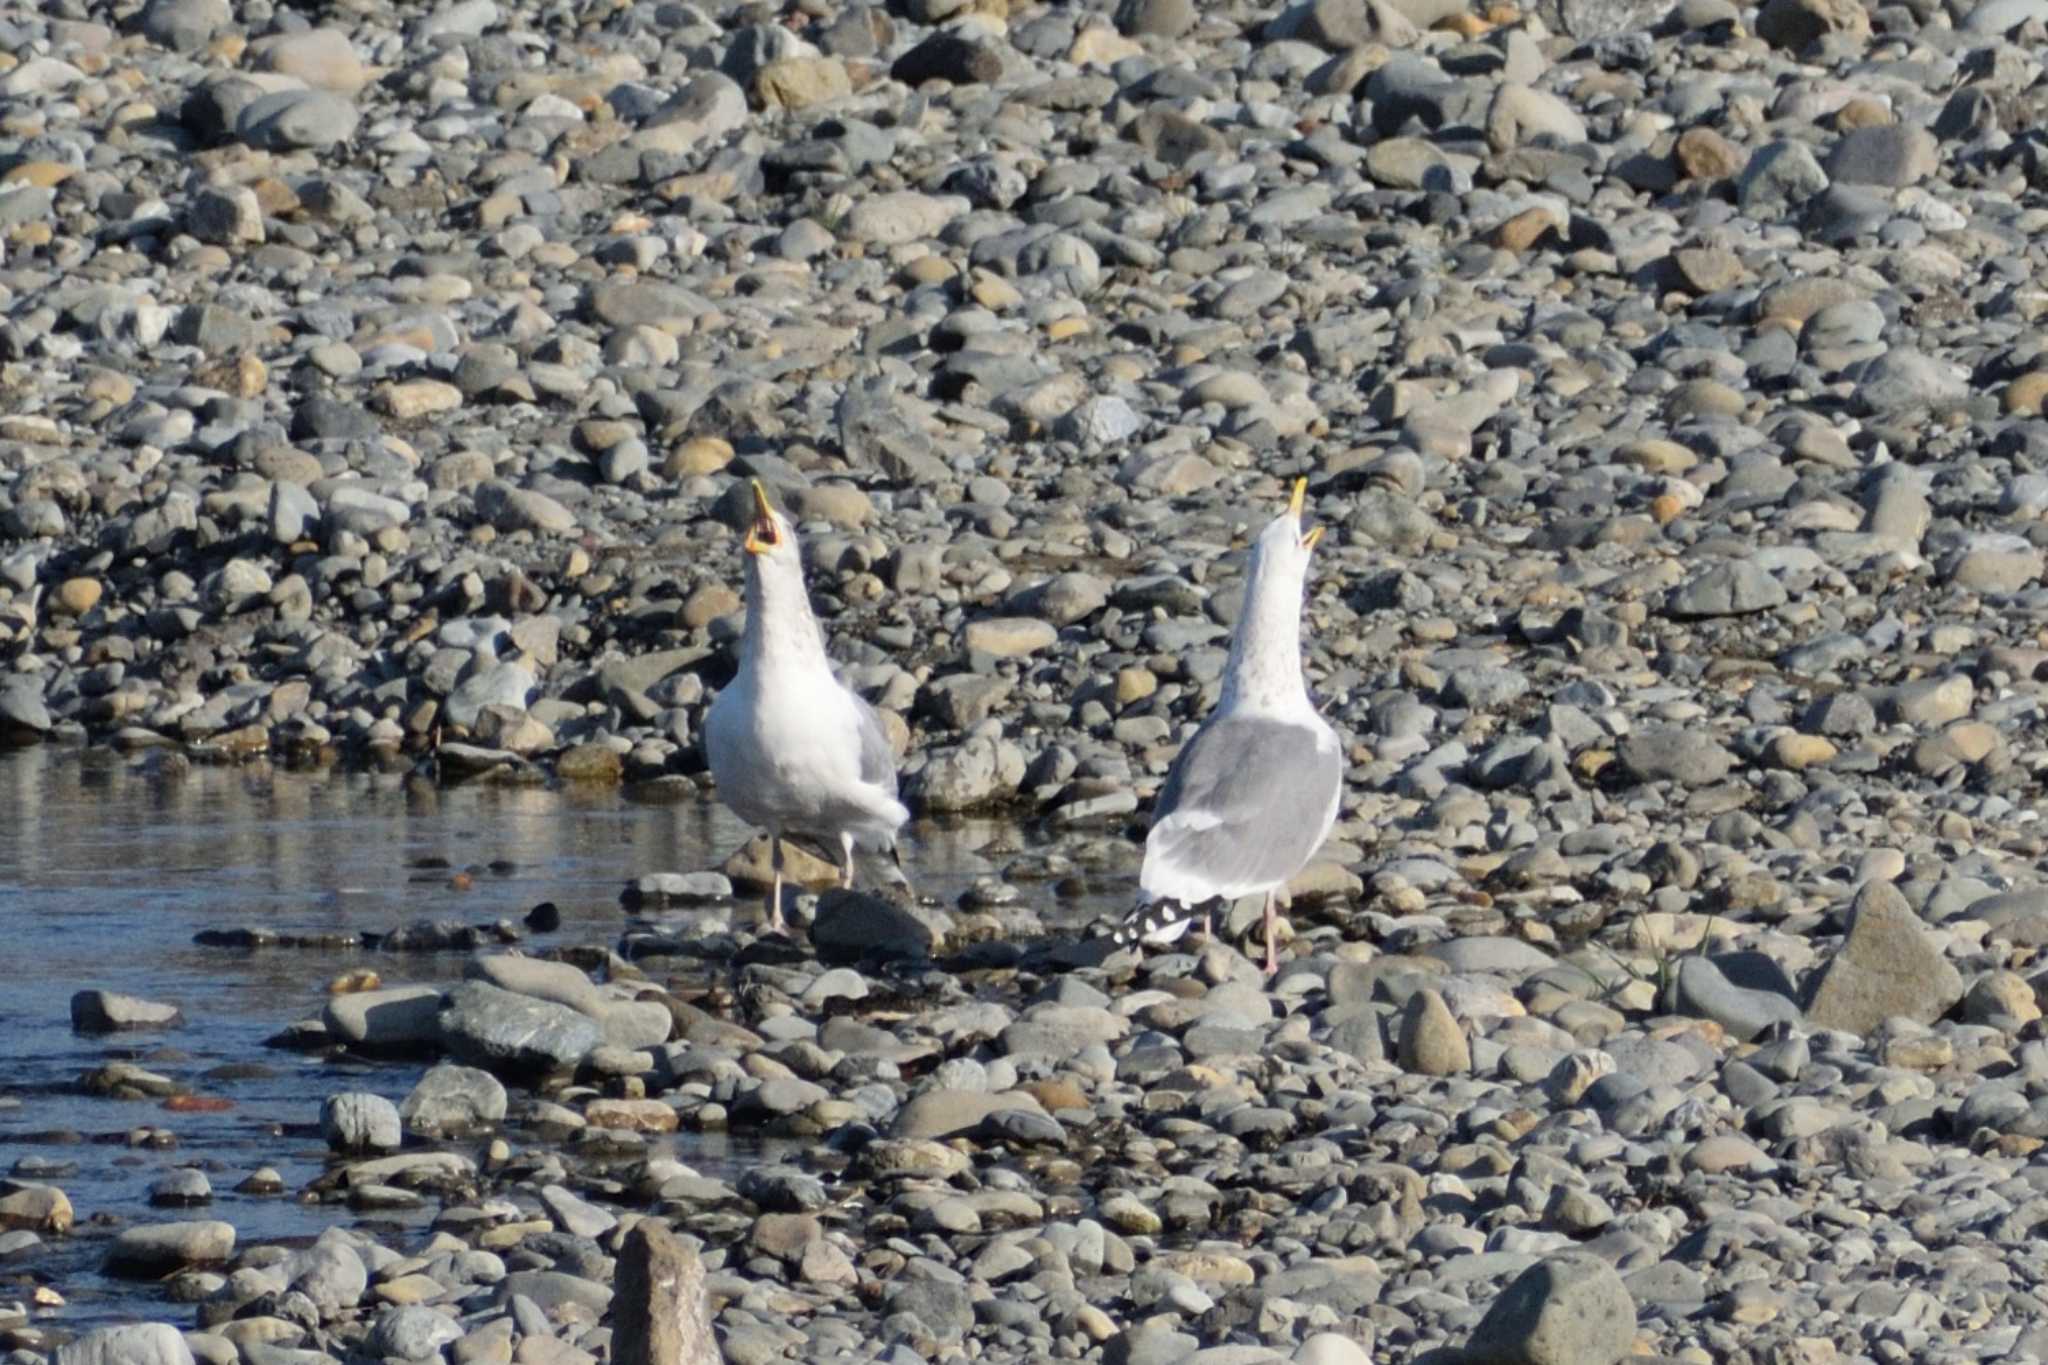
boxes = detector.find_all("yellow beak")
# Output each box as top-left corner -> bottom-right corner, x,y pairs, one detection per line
1289,477 -> 1321,551
742,480 -> 780,555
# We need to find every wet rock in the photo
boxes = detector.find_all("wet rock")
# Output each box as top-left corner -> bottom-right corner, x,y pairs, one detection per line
323,985 -> 446,1047
70,989 -> 184,1032
812,889 -> 938,964
321,1092 -> 403,1152
284,1233 -> 369,1314
437,981 -> 604,1076
148,1169 -> 211,1207
400,1063 -> 509,1136
0,678 -> 52,740
105,1221 -> 235,1275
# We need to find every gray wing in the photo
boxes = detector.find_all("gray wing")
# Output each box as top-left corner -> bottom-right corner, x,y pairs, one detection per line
1140,713 -> 1342,905
851,692 -> 901,800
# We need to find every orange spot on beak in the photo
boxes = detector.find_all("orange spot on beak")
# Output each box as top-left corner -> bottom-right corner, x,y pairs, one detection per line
743,480 -> 781,555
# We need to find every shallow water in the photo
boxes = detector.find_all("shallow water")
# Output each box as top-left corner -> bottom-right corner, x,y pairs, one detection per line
0,746 -> 1123,1331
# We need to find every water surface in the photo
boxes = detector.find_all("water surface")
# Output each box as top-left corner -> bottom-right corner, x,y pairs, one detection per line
0,746 -> 1108,1329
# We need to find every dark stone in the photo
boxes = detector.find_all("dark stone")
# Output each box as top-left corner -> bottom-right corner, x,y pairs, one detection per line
892,32 -> 1005,85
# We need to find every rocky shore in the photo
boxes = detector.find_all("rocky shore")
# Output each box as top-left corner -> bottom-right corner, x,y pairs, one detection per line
10,0 -> 2048,1356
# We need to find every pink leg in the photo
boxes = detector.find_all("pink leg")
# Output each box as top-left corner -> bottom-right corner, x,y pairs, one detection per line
765,835 -> 787,935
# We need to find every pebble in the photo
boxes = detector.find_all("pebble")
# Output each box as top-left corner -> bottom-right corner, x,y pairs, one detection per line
1465,1253 -> 1637,1365
321,1093 -> 403,1152
69,990 -> 183,1033
0,0 -> 2043,1353
1396,988 -> 1471,1075
1805,881 -> 1965,1034
105,1222 -> 235,1275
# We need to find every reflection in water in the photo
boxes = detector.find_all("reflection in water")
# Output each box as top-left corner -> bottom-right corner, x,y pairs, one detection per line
0,746 -> 1137,1329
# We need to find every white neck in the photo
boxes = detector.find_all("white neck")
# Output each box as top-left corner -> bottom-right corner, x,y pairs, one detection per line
742,552 -> 829,673
1219,545 -> 1313,715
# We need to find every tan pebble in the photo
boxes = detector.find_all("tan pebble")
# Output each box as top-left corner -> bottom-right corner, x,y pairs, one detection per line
585,1098 -> 680,1133
2004,372 -> 2048,416
1719,1285 -> 1783,1325
1965,970 -> 2041,1026
969,272 -> 1023,310
1768,733 -> 1837,769
899,255 -> 954,286
1069,25 -> 1143,64
1620,438 -> 1697,474
53,577 -> 102,616
327,969 -> 382,995
1,160 -> 74,188
251,178 -> 300,216
680,582 -> 741,629
1397,988 -> 1471,1076
664,436 -> 733,477
1073,1306 -> 1117,1342
1834,95 -> 1892,129
193,354 -> 267,398
375,379 -> 462,420
372,1273 -> 446,1305
1684,1134 -> 1769,1173
1114,667 -> 1157,705
1673,126 -> 1745,181
1492,206 -> 1561,253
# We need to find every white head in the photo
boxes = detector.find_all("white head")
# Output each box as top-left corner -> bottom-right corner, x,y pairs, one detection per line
1250,475 -> 1325,582
742,478 -> 800,566
738,480 -> 825,665
1222,477 -> 1325,709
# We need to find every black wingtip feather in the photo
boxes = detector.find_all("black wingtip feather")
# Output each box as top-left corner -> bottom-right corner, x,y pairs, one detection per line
1109,901 -> 1199,948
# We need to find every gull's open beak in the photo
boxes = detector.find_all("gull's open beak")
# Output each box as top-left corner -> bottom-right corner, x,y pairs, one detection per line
1289,477 -> 1323,551
742,480 -> 780,555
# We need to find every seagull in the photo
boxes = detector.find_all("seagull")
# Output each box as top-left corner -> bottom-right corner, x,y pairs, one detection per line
702,481 -> 911,934
1113,478 -> 1344,974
